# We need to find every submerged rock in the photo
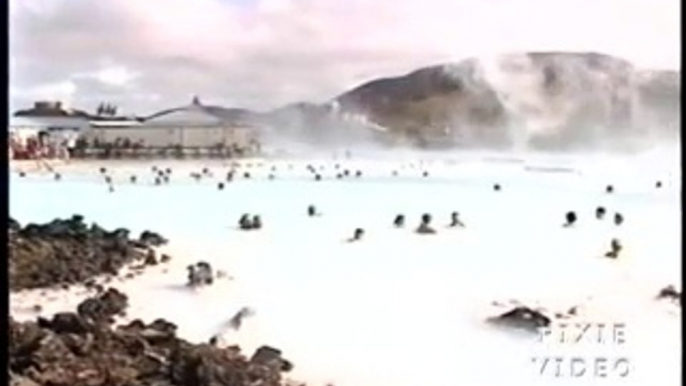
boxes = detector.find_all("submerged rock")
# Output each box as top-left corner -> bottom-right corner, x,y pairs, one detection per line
9,217 -> 21,232
657,285 -> 681,305
139,231 -> 168,247
488,306 -> 551,332
251,346 -> 293,372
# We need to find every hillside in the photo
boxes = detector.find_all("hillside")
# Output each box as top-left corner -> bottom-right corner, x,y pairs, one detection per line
260,52 -> 680,151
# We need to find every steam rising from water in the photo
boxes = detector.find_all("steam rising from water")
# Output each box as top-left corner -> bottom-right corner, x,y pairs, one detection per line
260,53 -> 679,154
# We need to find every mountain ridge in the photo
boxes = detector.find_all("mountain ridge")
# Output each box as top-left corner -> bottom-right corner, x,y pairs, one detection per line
252,51 -> 679,150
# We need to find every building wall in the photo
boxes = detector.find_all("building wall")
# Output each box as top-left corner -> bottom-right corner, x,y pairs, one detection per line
84,127 -> 181,147
83,126 -> 257,148
10,116 -> 91,131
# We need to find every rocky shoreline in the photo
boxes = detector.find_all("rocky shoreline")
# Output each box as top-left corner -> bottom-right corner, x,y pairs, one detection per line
9,215 -> 168,291
9,216 -> 296,386
9,288 -> 294,386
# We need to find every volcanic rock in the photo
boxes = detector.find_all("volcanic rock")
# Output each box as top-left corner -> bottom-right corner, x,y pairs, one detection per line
9,216 -> 166,290
657,285 -> 681,305
138,231 -> 168,247
487,306 -> 551,332
9,294 -> 293,386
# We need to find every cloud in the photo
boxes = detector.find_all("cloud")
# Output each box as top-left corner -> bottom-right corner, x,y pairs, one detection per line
9,0 -> 681,115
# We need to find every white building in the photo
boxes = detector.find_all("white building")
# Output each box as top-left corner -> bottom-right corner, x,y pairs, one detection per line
83,98 -> 259,152
9,116 -> 89,147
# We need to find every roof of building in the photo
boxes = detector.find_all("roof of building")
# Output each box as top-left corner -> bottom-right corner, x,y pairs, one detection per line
13,101 -> 91,119
90,120 -> 142,128
143,97 -> 258,127
9,116 -> 91,129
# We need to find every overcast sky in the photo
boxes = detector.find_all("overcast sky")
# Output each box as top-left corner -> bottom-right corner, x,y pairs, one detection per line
9,0 -> 681,115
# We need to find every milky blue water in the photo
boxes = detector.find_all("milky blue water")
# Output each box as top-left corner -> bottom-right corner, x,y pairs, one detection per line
8,151 -> 682,386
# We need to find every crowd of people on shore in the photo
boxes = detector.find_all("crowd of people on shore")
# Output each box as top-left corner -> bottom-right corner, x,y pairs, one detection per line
9,132 -> 73,161
9,134 -> 261,161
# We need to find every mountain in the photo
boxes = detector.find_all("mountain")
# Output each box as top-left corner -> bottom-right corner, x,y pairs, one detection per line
259,52 -> 680,151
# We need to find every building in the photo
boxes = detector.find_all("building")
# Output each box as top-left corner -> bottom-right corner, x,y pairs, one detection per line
10,101 -> 91,139
9,102 -> 91,159
81,97 -> 260,156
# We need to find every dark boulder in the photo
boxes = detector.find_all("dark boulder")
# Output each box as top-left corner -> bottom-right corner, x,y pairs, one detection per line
488,306 -> 551,332
139,231 -> 168,247
77,288 -> 129,323
657,285 -> 681,305
9,217 -> 21,232
42,312 -> 92,334
9,303 -> 293,386
251,346 -> 292,372
9,216 -> 165,290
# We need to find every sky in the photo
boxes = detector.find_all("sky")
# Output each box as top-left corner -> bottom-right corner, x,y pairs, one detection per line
9,0 -> 681,116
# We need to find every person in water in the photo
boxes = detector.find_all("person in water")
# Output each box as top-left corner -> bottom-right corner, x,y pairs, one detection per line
239,214 -> 252,230
604,239 -> 622,259
614,212 -> 624,226
563,211 -> 577,227
416,213 -> 436,234
393,214 -> 405,228
595,206 -> 606,220
251,215 -> 262,230
448,211 -> 465,228
187,262 -> 214,286
348,228 -> 365,242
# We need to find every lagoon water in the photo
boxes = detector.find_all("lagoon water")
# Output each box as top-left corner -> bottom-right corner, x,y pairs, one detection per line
9,149 -> 682,386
